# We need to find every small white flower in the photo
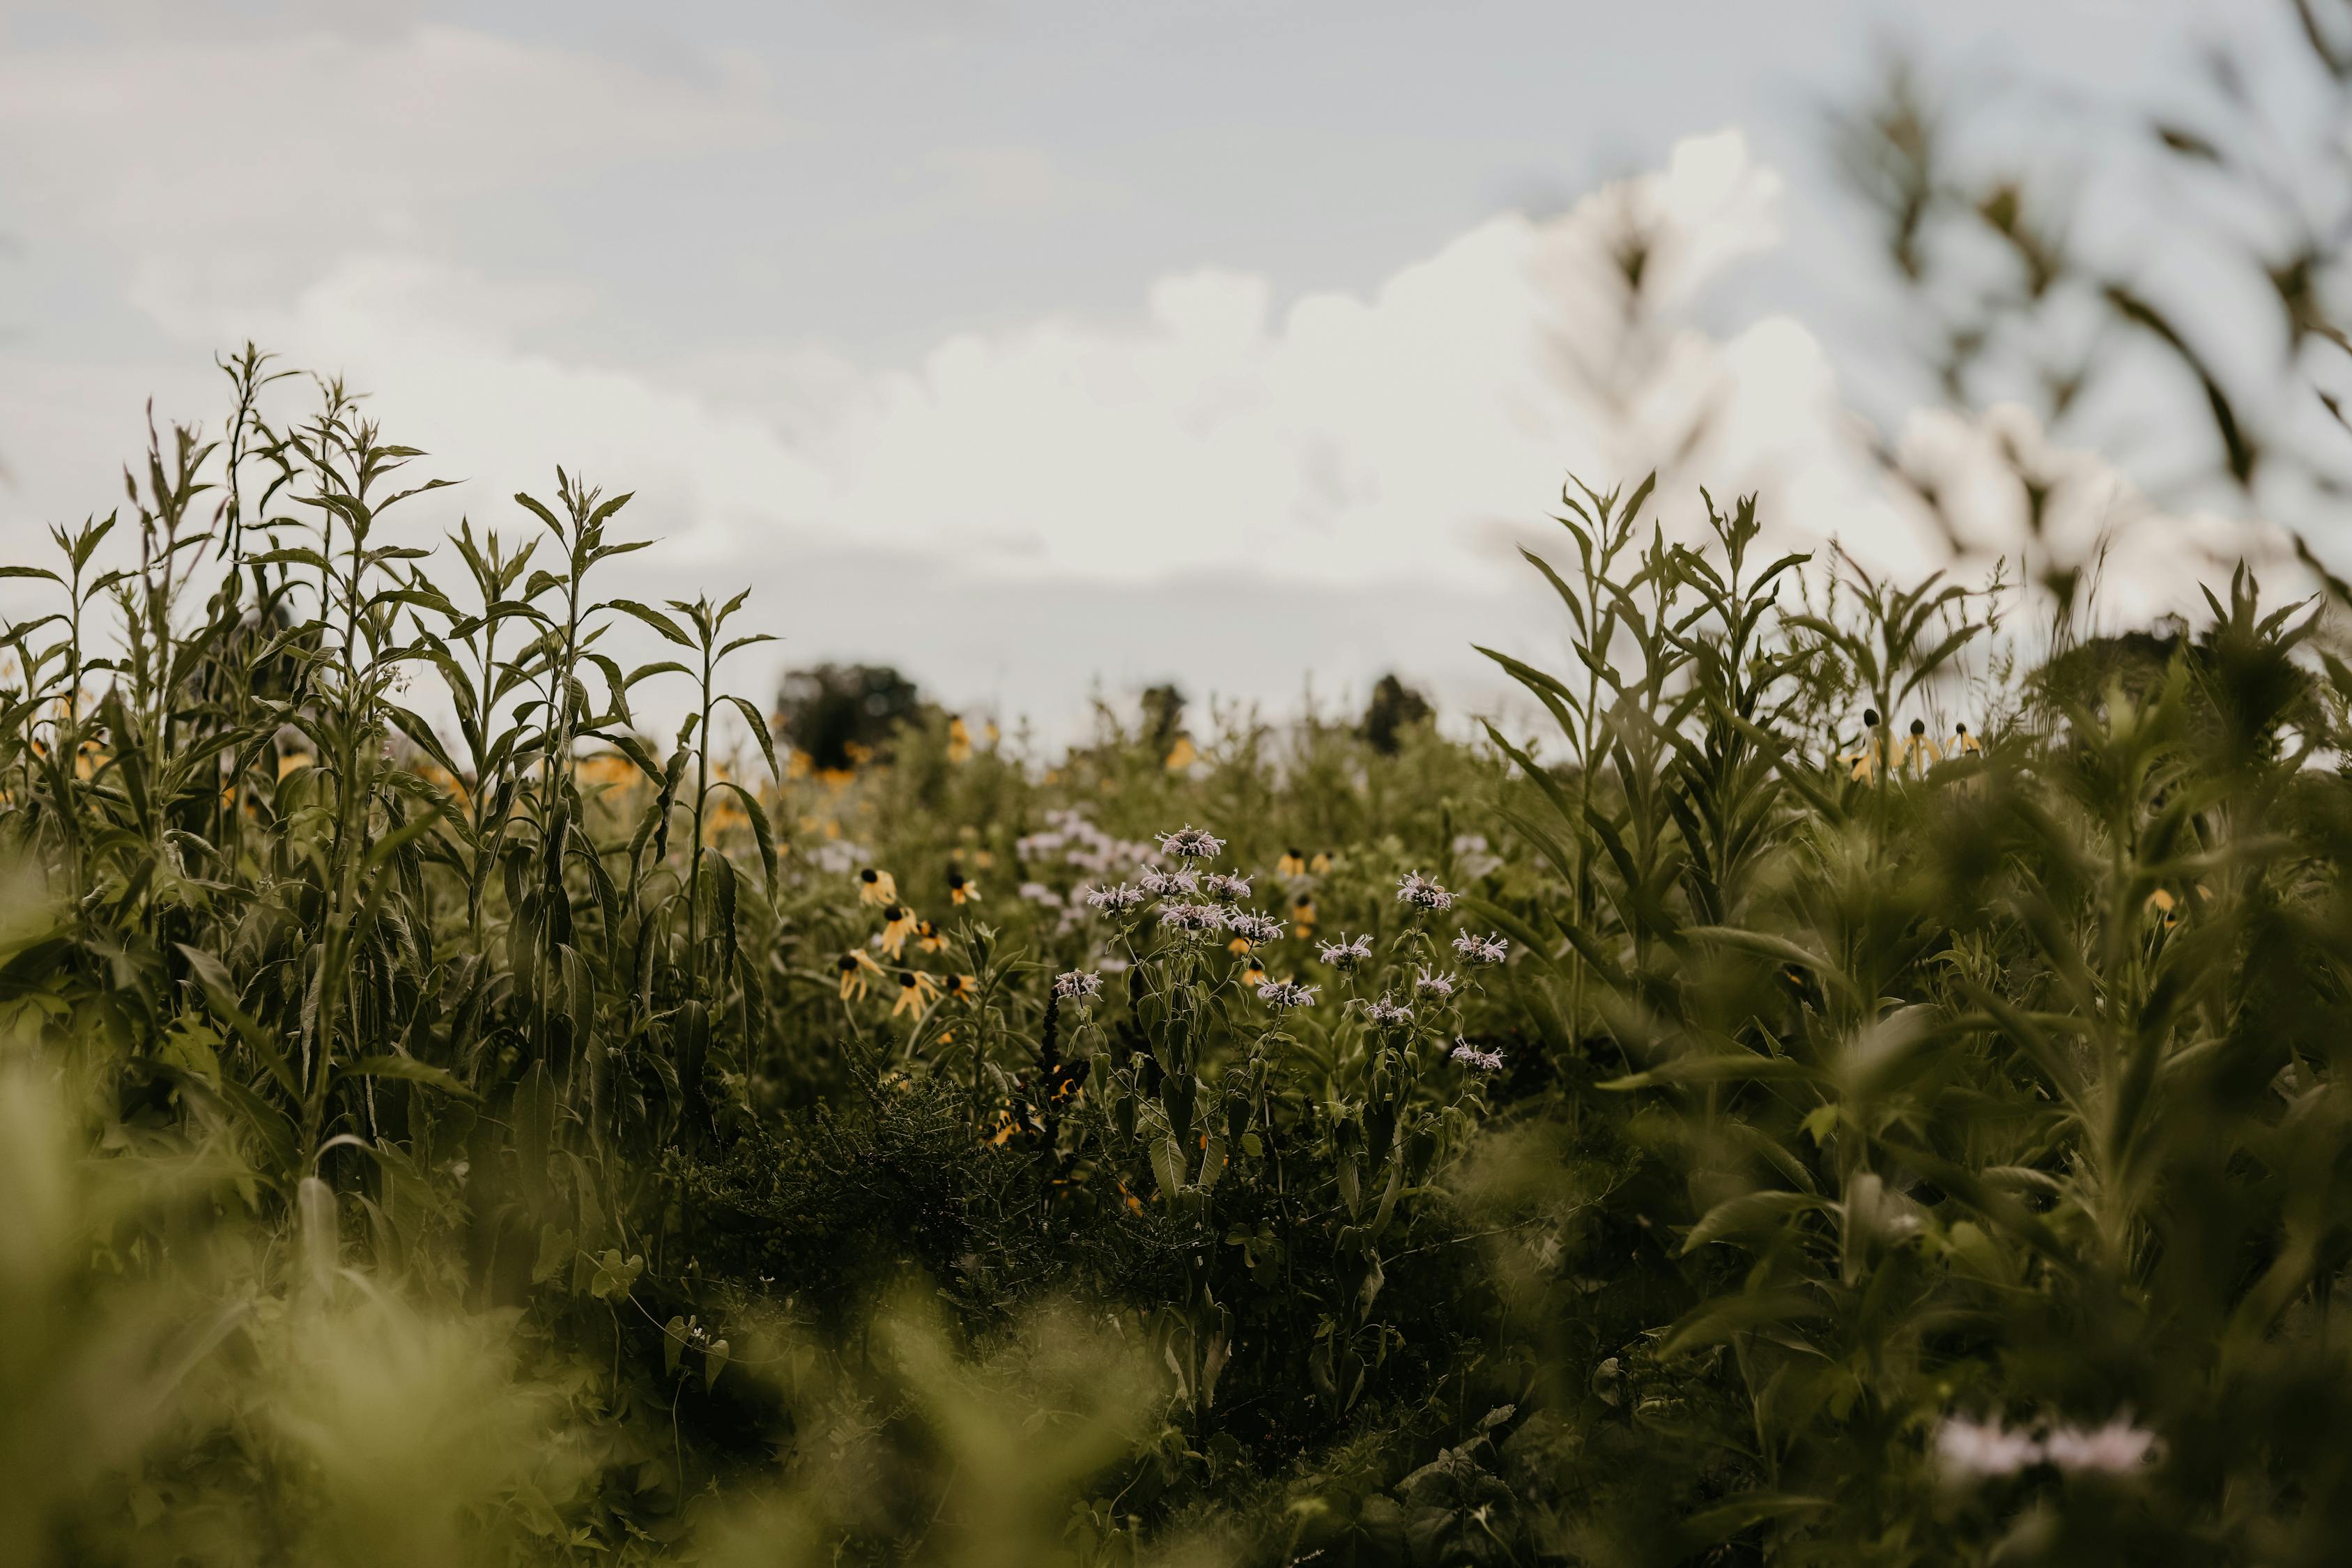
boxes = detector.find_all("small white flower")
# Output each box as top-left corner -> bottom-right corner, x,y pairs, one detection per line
1452,932 -> 1509,966
1159,902 -> 1225,933
1450,1038 -> 1505,1072
1086,882 -> 1150,913
2043,1418 -> 2159,1477
1139,867 -> 1200,896
1223,910 -> 1284,946
1201,871 -> 1254,902
1019,881 -> 1063,907
1052,970 -> 1103,1002
1367,997 -> 1414,1026
1317,933 -> 1374,969
1414,967 -> 1458,999
1156,824 -> 1227,859
1256,978 -> 1320,1009
1933,1417 -> 2042,1482
1396,871 -> 1455,912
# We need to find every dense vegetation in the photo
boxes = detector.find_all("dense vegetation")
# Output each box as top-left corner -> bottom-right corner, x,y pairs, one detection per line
13,11 -> 2352,1562
7,360 -> 2352,1567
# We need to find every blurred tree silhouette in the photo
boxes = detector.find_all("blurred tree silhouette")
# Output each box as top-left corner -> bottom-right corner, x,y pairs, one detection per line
1358,672 -> 1434,755
775,661 -> 925,770
1138,681 -> 1187,751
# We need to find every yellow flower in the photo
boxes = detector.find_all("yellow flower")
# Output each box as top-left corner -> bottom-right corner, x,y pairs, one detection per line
1953,723 -> 1983,756
946,867 -> 978,905
878,903 -> 919,959
941,972 -> 981,1005
1277,848 -> 1305,879
1165,735 -> 1198,771
915,918 -> 946,954
1309,852 -> 1332,874
836,949 -> 882,1001
786,748 -> 813,780
857,867 -> 898,906
1291,893 -> 1316,938
1241,955 -> 1268,987
1228,936 -> 1252,955
891,969 -> 941,1019
278,750 -> 315,780
947,716 -> 974,764
975,849 -> 996,870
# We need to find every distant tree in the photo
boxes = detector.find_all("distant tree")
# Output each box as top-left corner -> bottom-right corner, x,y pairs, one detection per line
775,662 -> 924,771
1139,682 -> 1187,751
1359,673 -> 1434,755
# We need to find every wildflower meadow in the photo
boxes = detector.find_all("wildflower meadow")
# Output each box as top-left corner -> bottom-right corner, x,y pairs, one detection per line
10,13 -> 2352,1567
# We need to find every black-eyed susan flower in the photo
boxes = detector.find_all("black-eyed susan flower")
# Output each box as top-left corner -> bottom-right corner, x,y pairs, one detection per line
878,903 -> 919,959
1277,847 -> 1306,878
891,969 -> 941,1019
857,867 -> 898,906
1896,717 -> 1940,773
1291,892 -> 1316,937
941,972 -> 981,1004
1240,954 -> 1268,988
1840,708 -> 1884,782
946,866 -> 978,905
947,716 -> 974,764
836,948 -> 884,1001
1165,735 -> 1199,771
1953,722 -> 1983,755
1309,851 -> 1332,874
914,918 -> 946,955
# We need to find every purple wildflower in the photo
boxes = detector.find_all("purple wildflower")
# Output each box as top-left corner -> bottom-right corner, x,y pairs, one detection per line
1395,871 -> 1455,912
1452,932 -> 1509,966
1222,910 -> 1284,946
2044,1418 -> 2160,1477
1085,882 -> 1150,914
1052,970 -> 1103,1002
1317,933 -> 1374,970
1256,978 -> 1321,1009
1159,902 -> 1225,934
1156,824 -> 1227,859
1200,871 -> 1253,902
1139,867 -> 1200,896
1450,1038 -> 1505,1072
1366,997 -> 1414,1027
1415,967 -> 1459,999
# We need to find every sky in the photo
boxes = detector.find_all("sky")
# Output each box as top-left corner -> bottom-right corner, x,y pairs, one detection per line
0,0 -> 2284,746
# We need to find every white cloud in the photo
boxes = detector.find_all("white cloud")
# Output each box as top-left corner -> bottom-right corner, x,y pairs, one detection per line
0,71 -> 2280,737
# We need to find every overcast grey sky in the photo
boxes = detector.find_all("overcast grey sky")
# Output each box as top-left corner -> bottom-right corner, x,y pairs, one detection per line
0,0 -> 2277,741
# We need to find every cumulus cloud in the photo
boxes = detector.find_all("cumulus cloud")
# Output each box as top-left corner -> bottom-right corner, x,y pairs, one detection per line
0,24 -> 2278,734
